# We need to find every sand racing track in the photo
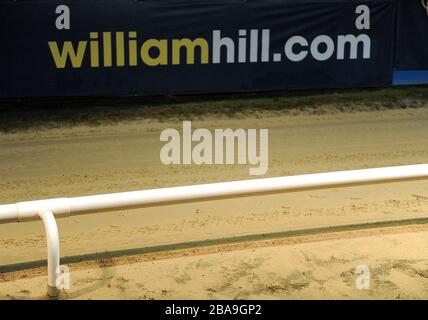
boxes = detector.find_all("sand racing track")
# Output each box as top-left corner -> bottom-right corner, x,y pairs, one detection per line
0,103 -> 428,299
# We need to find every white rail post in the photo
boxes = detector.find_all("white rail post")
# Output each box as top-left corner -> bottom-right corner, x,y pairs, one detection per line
38,210 -> 60,298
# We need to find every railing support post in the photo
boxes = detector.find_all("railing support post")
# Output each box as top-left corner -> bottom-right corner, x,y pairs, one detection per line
39,210 -> 60,298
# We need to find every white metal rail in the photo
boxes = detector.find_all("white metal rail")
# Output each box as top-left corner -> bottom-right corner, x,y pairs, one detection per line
1,164 -> 428,297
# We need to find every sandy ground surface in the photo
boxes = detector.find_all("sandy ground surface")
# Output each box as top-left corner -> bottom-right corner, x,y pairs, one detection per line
0,105 -> 428,299
2,224 -> 428,300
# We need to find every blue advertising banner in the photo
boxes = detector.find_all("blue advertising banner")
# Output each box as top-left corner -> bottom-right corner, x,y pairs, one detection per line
393,0 -> 428,85
0,0 -> 396,97
395,0 -> 428,70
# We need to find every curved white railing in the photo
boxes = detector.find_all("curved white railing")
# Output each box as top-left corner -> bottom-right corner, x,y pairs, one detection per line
1,164 -> 428,297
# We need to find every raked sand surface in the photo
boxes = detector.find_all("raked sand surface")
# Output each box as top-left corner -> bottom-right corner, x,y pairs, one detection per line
0,106 -> 428,299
